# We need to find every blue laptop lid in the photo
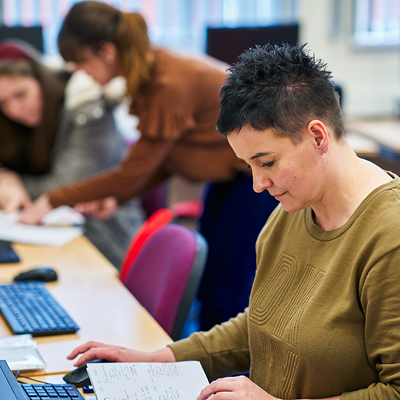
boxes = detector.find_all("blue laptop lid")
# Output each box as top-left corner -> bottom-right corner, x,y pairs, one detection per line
0,360 -> 26,400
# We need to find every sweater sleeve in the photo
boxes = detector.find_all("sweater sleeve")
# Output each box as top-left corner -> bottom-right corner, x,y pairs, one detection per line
341,248 -> 400,400
48,135 -> 176,207
168,310 -> 250,381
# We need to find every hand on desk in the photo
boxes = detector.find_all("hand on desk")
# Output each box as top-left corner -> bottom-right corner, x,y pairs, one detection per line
18,195 -> 118,225
0,170 -> 31,213
67,341 -> 177,367
197,376 -> 280,400
74,196 -> 118,219
18,194 -> 53,225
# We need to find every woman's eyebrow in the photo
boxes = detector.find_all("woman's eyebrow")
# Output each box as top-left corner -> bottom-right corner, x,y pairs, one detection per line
250,152 -> 271,160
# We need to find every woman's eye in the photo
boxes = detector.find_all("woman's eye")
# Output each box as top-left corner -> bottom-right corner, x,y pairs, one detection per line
262,160 -> 275,168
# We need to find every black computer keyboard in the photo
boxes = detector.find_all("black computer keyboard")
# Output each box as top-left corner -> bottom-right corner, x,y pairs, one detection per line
0,282 -> 79,336
0,240 -> 20,263
20,383 -> 84,399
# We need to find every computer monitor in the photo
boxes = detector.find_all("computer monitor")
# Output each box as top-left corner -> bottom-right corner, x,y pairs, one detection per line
0,359 -> 26,400
0,26 -> 43,53
206,24 -> 299,65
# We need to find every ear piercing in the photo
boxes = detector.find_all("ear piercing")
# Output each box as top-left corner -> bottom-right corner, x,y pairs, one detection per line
322,149 -> 326,154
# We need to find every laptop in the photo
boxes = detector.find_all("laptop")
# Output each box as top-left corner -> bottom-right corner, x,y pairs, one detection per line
0,360 -> 84,400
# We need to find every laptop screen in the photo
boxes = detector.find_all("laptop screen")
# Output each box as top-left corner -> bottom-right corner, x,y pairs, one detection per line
0,360 -> 26,400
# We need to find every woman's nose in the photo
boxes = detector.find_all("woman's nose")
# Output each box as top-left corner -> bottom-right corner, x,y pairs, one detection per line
253,173 -> 272,193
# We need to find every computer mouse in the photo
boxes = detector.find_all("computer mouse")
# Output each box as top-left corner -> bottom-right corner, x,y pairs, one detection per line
63,359 -> 111,387
13,266 -> 58,282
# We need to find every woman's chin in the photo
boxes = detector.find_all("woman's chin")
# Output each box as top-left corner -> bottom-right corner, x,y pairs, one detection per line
21,117 -> 41,128
279,199 -> 304,214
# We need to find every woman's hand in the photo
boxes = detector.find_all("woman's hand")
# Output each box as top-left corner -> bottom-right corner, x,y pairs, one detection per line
67,341 -> 177,367
74,196 -> 118,219
18,194 -> 54,225
197,376 -> 278,400
197,377 -> 341,400
0,170 -> 31,213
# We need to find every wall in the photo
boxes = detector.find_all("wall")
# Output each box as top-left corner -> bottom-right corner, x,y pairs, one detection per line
298,0 -> 400,118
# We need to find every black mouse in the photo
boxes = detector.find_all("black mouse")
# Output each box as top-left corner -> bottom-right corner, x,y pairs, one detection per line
13,266 -> 58,282
63,359 -> 111,387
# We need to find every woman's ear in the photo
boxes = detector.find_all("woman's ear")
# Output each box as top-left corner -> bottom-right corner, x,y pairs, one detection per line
306,120 -> 329,153
98,42 -> 118,64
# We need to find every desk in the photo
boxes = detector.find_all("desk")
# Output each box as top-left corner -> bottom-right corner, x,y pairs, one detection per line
0,235 -> 172,376
346,118 -> 400,153
346,131 -> 380,158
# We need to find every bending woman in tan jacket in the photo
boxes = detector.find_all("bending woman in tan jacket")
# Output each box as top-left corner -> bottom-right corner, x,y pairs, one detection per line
20,1 -> 278,330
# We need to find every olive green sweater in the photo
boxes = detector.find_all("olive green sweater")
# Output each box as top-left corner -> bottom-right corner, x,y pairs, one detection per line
170,173 -> 400,399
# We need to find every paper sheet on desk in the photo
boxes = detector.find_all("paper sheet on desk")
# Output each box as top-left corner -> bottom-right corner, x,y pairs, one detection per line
0,208 -> 84,246
87,361 -> 209,400
0,334 -> 46,371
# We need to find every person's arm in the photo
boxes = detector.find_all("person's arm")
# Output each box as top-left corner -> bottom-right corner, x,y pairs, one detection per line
47,136 -> 175,207
67,310 -> 249,376
335,250 -> 400,400
67,341 -> 176,367
169,310 -> 250,381
18,137 -> 174,224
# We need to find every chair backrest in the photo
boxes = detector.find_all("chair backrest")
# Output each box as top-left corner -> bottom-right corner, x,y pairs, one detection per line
119,208 -> 174,283
140,183 -> 168,218
123,224 -> 208,340
170,199 -> 203,220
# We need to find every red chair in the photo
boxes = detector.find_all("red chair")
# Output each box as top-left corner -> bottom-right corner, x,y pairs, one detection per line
170,199 -> 203,220
119,208 -> 174,283
123,224 -> 208,340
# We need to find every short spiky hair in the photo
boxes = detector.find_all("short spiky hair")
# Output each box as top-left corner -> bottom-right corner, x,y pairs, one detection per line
217,43 -> 344,142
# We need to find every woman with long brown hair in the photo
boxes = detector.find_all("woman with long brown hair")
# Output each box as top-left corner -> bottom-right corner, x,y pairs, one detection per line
0,39 -> 141,267
19,1 -> 278,331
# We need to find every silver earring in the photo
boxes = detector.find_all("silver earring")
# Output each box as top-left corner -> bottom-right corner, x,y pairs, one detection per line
322,149 -> 326,154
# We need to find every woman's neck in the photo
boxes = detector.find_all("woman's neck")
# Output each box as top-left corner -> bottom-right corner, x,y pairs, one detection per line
312,141 -> 391,231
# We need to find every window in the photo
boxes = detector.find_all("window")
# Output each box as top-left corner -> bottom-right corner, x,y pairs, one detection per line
0,0 -> 298,55
354,0 -> 400,47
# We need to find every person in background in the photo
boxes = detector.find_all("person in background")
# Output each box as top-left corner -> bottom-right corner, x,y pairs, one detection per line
66,43 -> 400,400
18,1 -> 278,330
0,40 -> 143,267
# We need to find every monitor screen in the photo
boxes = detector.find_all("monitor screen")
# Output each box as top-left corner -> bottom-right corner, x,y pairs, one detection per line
206,24 -> 299,65
0,26 -> 43,53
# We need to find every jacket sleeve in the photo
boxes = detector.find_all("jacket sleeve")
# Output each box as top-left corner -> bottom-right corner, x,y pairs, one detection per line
22,99 -> 124,200
168,310 -> 250,381
47,134 -> 175,207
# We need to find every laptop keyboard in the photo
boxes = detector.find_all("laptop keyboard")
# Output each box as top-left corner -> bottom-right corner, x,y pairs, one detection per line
21,383 -> 84,399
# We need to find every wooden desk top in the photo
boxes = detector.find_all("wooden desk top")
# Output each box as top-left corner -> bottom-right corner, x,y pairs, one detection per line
345,131 -> 380,157
0,235 -> 172,376
346,118 -> 400,152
